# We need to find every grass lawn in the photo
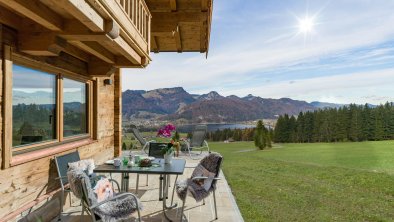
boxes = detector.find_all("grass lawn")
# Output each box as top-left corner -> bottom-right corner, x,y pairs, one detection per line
209,141 -> 394,222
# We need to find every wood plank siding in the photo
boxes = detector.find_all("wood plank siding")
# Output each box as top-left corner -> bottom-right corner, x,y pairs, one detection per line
0,0 -> 213,220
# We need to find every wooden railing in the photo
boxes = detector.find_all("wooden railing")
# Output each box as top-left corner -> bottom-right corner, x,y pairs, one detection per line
116,0 -> 151,46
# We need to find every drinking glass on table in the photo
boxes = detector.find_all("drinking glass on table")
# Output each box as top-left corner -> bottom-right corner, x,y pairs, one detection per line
122,156 -> 129,166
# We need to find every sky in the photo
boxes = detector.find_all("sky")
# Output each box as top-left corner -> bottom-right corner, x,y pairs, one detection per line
122,0 -> 394,105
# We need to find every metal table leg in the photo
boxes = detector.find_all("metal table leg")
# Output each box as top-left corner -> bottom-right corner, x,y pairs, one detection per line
159,174 -> 163,201
121,172 -> 129,192
162,174 -> 179,221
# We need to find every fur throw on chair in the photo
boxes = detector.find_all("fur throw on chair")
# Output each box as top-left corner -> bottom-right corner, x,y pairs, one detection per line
176,152 -> 222,202
67,169 -> 142,222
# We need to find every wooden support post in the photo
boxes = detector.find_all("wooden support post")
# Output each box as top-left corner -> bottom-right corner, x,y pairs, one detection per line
114,69 -> 122,157
93,78 -> 99,140
57,75 -> 64,141
2,44 -> 12,169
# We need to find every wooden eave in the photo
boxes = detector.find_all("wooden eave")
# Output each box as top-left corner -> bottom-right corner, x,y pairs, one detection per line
0,0 -> 152,77
145,0 -> 213,55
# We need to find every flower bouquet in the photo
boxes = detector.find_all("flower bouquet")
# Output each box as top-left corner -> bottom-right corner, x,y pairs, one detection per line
157,124 -> 177,163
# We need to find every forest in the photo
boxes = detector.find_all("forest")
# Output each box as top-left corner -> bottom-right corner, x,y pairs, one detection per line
273,102 -> 394,143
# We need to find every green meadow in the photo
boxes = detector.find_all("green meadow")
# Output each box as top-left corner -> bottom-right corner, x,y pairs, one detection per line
209,141 -> 394,222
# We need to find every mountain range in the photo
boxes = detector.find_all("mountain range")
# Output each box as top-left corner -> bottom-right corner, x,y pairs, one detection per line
122,87 -> 344,123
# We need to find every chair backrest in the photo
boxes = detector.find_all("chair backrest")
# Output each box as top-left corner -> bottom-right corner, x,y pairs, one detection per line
55,151 -> 80,187
130,125 -> 147,146
149,142 -> 167,158
190,125 -> 208,147
195,152 -> 223,187
67,169 -> 97,209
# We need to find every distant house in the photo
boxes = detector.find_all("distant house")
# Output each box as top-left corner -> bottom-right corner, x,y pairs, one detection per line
0,0 -> 213,221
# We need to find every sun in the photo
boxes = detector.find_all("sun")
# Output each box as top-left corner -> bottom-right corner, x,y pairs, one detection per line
298,16 -> 315,34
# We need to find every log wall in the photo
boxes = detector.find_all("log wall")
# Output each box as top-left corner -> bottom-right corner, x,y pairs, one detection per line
0,25 -> 122,221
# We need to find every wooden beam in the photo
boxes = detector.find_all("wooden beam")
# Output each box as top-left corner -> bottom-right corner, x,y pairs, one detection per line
200,21 -> 207,53
88,57 -> 116,76
151,12 -> 207,22
201,0 -> 209,12
92,0 -> 150,56
114,57 -> 143,68
60,20 -> 119,41
151,12 -> 207,32
152,36 -> 159,53
18,32 -> 90,61
69,41 -> 115,64
169,0 -> 177,12
54,37 -> 91,62
0,0 -> 63,31
18,32 -> 60,56
101,36 -> 142,65
56,0 -> 105,32
174,26 -> 182,53
0,5 -> 23,30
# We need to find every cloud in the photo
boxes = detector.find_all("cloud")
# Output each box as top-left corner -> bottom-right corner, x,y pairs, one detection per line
219,68 -> 394,104
122,0 -> 394,104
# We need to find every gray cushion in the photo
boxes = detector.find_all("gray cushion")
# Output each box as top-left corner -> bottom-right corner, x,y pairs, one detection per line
67,169 -> 142,222
176,153 -> 222,202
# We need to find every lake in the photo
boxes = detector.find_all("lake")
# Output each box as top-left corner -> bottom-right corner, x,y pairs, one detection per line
176,123 -> 255,133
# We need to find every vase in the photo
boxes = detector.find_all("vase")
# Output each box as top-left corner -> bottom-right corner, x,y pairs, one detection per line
164,152 -> 173,164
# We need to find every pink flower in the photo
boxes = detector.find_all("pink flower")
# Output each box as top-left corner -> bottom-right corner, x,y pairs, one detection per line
157,124 -> 176,138
164,124 -> 176,131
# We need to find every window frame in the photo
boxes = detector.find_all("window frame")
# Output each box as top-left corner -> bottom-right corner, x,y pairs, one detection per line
6,51 -> 94,158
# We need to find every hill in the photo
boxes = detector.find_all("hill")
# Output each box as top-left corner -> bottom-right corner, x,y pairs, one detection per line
122,87 -> 342,122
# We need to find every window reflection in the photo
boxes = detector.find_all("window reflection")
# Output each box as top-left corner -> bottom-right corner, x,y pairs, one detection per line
63,78 -> 87,137
12,65 -> 56,147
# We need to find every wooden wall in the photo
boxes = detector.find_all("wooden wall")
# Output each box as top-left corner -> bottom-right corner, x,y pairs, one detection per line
0,40 -> 122,221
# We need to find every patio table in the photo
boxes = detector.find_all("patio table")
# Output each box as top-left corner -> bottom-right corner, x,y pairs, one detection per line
94,158 -> 186,221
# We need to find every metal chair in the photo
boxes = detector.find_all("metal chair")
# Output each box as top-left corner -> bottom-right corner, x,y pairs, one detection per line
182,125 -> 211,159
129,124 -> 155,154
67,169 -> 141,222
54,151 -> 81,221
135,142 -> 168,194
174,153 -> 223,221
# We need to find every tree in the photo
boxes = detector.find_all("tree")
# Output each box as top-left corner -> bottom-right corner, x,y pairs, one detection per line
129,142 -> 134,150
266,128 -> 272,148
254,120 -> 266,150
122,142 -> 127,150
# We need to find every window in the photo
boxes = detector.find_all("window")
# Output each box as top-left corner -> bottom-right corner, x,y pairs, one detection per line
11,64 -> 91,150
12,65 -> 57,147
63,78 -> 87,137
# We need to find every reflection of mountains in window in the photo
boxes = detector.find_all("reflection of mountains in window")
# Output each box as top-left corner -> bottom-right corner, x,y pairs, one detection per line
12,90 -> 83,105
12,103 -> 56,147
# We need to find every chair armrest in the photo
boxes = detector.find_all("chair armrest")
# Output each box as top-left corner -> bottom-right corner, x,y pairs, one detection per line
108,178 -> 120,191
191,176 -> 221,181
54,176 -> 68,180
90,192 -> 139,209
147,140 -> 156,143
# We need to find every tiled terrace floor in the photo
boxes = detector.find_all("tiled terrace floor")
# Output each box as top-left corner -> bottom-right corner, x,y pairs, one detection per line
55,152 -> 244,222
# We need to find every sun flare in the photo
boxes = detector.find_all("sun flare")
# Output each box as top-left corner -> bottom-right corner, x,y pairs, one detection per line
298,16 -> 315,34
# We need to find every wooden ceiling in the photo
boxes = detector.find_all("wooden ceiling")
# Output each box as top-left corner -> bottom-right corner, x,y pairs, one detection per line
145,0 -> 213,54
0,0 -> 213,77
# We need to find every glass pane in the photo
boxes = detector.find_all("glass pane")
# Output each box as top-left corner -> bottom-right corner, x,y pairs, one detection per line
12,65 -> 56,147
63,78 -> 87,137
